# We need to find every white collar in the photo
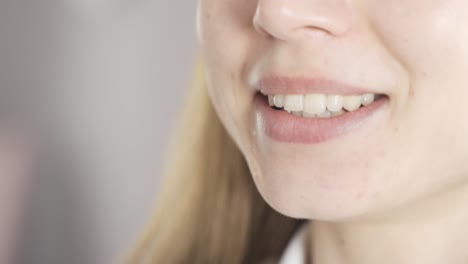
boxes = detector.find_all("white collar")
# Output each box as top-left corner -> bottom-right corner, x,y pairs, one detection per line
279,223 -> 308,264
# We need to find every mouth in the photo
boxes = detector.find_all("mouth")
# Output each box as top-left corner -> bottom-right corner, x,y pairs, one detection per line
262,92 -> 387,118
254,91 -> 390,144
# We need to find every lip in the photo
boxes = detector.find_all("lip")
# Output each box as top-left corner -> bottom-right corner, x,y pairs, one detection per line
255,75 -> 382,96
254,93 -> 389,144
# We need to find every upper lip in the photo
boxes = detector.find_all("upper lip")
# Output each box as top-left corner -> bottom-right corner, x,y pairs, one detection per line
255,75 -> 382,96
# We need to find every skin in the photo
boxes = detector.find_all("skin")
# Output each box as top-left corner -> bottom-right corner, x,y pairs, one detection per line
197,0 -> 468,263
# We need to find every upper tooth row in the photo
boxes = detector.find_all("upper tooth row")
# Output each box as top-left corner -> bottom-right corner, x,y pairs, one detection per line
268,93 -> 376,114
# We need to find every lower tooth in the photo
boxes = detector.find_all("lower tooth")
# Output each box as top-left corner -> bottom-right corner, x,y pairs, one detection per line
317,110 -> 332,118
282,109 -> 347,118
302,112 -> 316,118
331,110 -> 345,117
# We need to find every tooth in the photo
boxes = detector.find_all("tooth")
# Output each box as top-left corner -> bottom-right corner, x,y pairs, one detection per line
362,94 -> 375,106
292,111 -> 302,116
343,95 -> 362,111
284,95 -> 304,112
273,95 -> 285,108
303,94 -> 327,115
327,95 -> 344,112
331,110 -> 345,117
317,110 -> 332,118
302,112 -> 316,118
268,95 -> 274,106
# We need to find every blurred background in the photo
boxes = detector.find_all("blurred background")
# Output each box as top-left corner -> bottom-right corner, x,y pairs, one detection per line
1,0 -> 197,263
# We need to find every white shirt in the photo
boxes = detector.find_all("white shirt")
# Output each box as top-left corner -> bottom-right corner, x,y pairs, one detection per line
279,223 -> 309,264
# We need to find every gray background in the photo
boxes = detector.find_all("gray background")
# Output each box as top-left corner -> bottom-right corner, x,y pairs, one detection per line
4,1 -> 198,263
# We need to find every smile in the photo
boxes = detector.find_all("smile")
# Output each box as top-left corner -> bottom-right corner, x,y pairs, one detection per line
255,92 -> 389,144
265,93 -> 384,118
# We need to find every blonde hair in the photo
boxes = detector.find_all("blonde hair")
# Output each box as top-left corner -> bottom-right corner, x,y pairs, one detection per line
129,56 -> 303,263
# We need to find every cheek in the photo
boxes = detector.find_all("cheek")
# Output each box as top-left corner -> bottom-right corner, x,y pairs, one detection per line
197,0 -> 261,147
365,1 -> 468,75
197,0 -> 258,65
366,0 -> 468,185
365,0 -> 468,139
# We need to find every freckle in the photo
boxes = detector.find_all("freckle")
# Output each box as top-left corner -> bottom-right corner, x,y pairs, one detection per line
355,189 -> 364,199
409,87 -> 415,97
364,161 -> 370,169
339,238 -> 345,245
377,150 -> 387,158
320,181 -> 332,190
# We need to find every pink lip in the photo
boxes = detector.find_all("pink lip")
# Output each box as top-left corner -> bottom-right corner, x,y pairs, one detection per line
255,75 -> 380,96
254,93 -> 389,144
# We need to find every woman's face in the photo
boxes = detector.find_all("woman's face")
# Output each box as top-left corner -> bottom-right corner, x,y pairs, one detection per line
197,0 -> 468,221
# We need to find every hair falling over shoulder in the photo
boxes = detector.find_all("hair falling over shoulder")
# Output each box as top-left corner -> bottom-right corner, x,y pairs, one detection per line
128,56 -> 303,264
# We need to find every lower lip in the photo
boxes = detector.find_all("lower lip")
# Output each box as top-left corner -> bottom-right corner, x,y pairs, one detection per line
254,93 -> 389,144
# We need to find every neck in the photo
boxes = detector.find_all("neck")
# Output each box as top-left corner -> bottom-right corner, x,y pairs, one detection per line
308,184 -> 468,264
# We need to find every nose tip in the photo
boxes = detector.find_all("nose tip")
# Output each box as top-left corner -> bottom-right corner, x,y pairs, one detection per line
253,0 -> 353,41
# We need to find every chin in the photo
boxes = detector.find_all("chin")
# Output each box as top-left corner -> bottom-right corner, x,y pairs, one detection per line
247,141 -> 393,222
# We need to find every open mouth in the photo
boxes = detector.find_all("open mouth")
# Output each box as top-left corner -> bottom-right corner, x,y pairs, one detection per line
254,91 -> 390,144
260,92 -> 387,118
